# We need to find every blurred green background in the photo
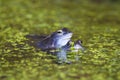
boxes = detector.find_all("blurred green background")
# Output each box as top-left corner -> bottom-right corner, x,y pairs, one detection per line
0,0 -> 120,80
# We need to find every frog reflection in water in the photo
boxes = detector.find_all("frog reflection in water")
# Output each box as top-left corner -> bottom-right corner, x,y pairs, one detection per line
27,28 -> 84,64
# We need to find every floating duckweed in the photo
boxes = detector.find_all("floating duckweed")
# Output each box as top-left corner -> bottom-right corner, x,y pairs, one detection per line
0,0 -> 120,80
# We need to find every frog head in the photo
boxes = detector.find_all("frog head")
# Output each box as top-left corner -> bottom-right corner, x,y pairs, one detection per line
37,28 -> 72,50
51,28 -> 73,48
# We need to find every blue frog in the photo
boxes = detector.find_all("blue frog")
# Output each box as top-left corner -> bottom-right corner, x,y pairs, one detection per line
26,28 -> 84,64
37,28 -> 73,63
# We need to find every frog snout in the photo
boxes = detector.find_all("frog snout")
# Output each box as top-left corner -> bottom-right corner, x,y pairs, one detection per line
68,33 -> 72,38
54,32 -> 72,48
65,32 -> 72,39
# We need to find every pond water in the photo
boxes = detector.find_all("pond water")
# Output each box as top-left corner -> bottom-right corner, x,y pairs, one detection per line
0,0 -> 120,80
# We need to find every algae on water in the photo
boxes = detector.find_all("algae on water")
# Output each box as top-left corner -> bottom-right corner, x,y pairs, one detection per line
0,0 -> 120,80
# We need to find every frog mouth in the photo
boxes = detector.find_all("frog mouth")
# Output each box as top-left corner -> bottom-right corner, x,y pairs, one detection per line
63,38 -> 71,40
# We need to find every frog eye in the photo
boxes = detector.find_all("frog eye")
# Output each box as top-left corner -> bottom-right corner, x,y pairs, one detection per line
57,30 -> 63,33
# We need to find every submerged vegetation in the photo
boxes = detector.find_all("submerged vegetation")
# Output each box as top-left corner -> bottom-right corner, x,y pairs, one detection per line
0,0 -> 120,80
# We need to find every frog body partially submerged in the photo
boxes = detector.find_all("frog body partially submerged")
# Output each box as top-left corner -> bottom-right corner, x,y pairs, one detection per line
26,28 -> 84,63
